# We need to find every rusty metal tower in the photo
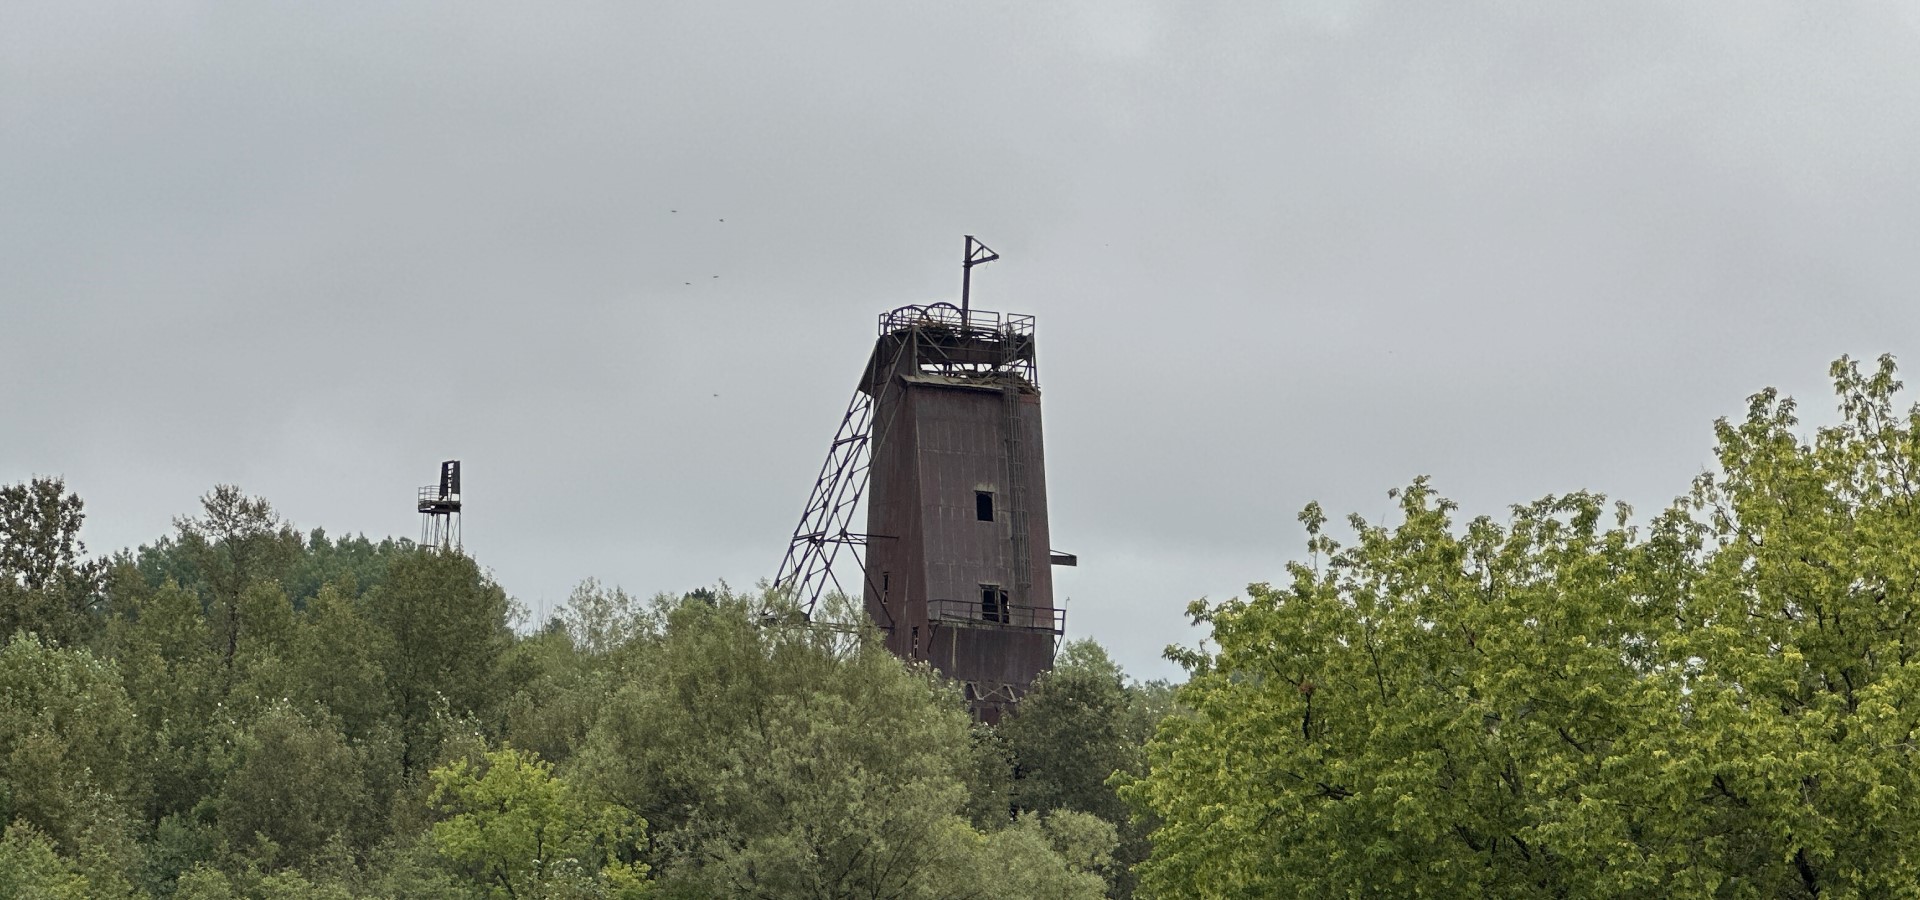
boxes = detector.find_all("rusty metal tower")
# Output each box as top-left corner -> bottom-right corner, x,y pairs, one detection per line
417,460 -> 462,551
777,238 -> 1074,720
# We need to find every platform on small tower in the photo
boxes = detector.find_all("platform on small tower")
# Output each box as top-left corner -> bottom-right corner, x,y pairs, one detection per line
417,485 -> 461,515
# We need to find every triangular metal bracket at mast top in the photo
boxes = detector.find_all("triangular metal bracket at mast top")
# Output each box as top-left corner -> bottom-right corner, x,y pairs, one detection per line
960,235 -> 999,328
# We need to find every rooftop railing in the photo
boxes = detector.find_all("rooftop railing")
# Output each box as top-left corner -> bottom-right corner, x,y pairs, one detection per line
878,303 -> 1034,340
876,303 -> 1037,386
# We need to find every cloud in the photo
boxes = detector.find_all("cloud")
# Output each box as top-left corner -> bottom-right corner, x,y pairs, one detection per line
5,2 -> 1920,681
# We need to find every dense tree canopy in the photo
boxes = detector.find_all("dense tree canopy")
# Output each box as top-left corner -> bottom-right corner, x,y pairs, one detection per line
0,633 -> 137,855
0,485 -> 1140,898
1128,355 -> 1920,898
571,591 -> 1117,898
1001,641 -> 1170,898
13,357 -> 1920,898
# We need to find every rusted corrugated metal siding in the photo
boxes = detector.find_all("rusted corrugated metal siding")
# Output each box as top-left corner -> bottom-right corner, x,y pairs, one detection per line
862,365 -> 924,659
864,357 -> 1057,717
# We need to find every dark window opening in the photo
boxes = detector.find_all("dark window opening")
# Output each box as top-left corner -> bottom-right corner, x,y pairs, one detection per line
911,625 -> 920,657
981,585 -> 1009,624
976,490 -> 995,522
882,572 -> 890,595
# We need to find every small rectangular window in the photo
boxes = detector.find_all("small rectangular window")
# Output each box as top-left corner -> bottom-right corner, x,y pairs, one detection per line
980,585 -> 1009,624
976,490 -> 995,522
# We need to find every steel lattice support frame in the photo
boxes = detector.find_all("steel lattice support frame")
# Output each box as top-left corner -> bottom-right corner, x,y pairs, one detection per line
773,388 -> 876,617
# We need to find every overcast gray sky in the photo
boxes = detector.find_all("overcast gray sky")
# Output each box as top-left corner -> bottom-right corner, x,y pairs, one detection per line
7,1 -> 1920,680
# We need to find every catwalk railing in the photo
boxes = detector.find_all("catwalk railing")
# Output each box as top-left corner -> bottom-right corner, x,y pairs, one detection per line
876,303 -> 1037,386
926,598 -> 1065,635
417,486 -> 461,513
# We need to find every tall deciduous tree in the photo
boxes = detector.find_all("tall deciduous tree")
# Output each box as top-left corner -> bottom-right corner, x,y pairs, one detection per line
362,550 -> 512,775
555,578 -> 645,656
0,633 -> 138,853
285,584 -> 392,745
1004,641 -> 1142,824
214,704 -> 365,870
101,573 -> 226,826
0,477 -> 103,644
171,486 -> 301,673
1001,641 -> 1165,898
0,477 -> 89,592
1127,356 -> 1920,899
500,622 -> 607,767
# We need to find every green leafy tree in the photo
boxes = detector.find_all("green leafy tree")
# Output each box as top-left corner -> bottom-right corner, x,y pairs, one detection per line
0,477 -> 103,645
556,578 -> 645,656
430,746 -> 650,898
1004,641 -> 1141,824
254,869 -> 356,900
0,633 -> 137,853
1130,483 -> 1661,897
281,528 -> 407,608
959,723 -> 1015,831
1126,355 -> 1920,898
969,811 -> 1116,900
171,864 -> 237,900
0,823 -> 92,900
575,590 -> 1109,899
1592,354 -> 1920,896
286,583 -> 393,743
363,550 -> 513,774
136,814 -> 221,899
221,579 -> 305,724
359,834 -> 470,900
501,582 -> 678,769
0,478 -> 90,594
100,573 -> 227,825
214,704 -> 365,870
169,486 -> 302,673
1001,641 -> 1165,898
501,623 -> 609,767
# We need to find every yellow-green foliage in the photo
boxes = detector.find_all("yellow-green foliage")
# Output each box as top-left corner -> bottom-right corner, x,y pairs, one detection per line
0,633 -> 136,853
0,823 -> 92,900
430,746 -> 650,899
1128,356 -> 1920,899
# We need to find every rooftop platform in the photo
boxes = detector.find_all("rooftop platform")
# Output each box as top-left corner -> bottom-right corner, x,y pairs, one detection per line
862,303 -> 1037,393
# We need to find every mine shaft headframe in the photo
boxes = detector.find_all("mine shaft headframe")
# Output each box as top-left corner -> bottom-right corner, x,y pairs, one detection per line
960,235 -> 999,328
776,236 -> 1006,619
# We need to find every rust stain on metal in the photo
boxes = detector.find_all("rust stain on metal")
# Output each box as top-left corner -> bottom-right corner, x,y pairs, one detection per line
861,303 -> 1060,721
